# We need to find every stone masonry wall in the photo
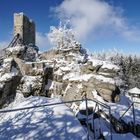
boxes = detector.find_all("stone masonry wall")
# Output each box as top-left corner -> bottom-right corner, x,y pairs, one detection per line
14,12 -> 35,45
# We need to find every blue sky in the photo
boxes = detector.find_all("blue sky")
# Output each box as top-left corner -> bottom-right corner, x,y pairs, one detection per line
0,0 -> 140,55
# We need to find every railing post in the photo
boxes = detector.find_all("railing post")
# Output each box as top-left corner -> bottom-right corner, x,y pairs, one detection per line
93,103 -> 97,139
109,107 -> 113,140
132,102 -> 136,134
85,93 -> 90,140
119,103 -> 133,120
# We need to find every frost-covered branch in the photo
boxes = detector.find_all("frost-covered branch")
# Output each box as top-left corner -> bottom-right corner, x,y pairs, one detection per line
48,22 -> 81,49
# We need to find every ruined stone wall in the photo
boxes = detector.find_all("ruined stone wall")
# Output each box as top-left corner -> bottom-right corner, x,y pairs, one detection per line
14,13 -> 35,45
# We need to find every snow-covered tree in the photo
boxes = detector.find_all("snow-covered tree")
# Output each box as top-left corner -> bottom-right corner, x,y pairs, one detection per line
48,22 -> 81,50
91,48 -> 122,64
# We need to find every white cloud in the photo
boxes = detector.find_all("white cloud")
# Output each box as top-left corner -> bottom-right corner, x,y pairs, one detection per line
53,0 -> 140,42
36,32 -> 51,51
0,41 -> 9,49
0,41 -> 9,56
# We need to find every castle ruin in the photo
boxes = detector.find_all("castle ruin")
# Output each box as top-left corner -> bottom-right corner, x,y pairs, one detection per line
14,13 -> 35,45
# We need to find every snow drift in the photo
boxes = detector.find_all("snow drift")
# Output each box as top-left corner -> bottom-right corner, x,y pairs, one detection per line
0,94 -> 87,140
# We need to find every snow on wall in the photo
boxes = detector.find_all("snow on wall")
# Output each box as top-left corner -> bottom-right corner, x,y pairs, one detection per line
63,73 -> 115,84
89,58 -> 120,70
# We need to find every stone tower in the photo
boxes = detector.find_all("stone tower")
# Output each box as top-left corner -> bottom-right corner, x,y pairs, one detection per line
14,12 -> 35,45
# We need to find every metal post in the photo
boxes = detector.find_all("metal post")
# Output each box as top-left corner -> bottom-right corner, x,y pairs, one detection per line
132,102 -> 136,134
109,107 -> 113,140
93,103 -> 97,139
97,104 -> 102,136
85,93 -> 90,140
119,103 -> 133,120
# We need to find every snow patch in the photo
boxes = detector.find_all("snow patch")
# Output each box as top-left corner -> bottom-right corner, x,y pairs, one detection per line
0,96 -> 87,140
64,73 -> 115,84
89,58 -> 119,70
129,87 -> 140,94
0,73 -> 13,82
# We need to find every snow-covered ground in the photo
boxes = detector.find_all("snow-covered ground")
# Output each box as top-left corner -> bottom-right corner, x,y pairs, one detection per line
0,94 -> 88,140
105,133 -> 138,140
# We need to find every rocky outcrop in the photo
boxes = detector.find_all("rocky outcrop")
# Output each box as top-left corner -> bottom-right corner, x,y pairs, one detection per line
17,65 -> 53,97
17,75 -> 43,97
81,61 -> 101,74
41,48 -> 121,104
40,48 -> 120,102
5,44 -> 26,59
14,57 -> 46,76
39,49 -> 60,60
60,74 -> 120,102
0,44 -> 50,107
0,43 -> 121,108
0,57 -> 22,108
5,44 -> 38,61
24,45 -> 38,61
81,60 -> 119,77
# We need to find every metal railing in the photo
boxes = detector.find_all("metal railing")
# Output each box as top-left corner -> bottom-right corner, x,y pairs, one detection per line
1,97 -> 139,139
119,101 -> 140,136
88,98 -> 112,140
119,102 -> 140,122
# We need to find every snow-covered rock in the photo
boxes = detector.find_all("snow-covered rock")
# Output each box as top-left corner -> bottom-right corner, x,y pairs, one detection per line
5,44 -> 26,59
24,45 -> 38,61
129,87 -> 140,95
39,47 -> 121,103
0,57 -> 22,108
18,75 -> 43,96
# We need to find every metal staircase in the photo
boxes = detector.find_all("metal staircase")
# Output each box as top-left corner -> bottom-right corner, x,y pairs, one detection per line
7,33 -> 22,48
0,34 -> 22,60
